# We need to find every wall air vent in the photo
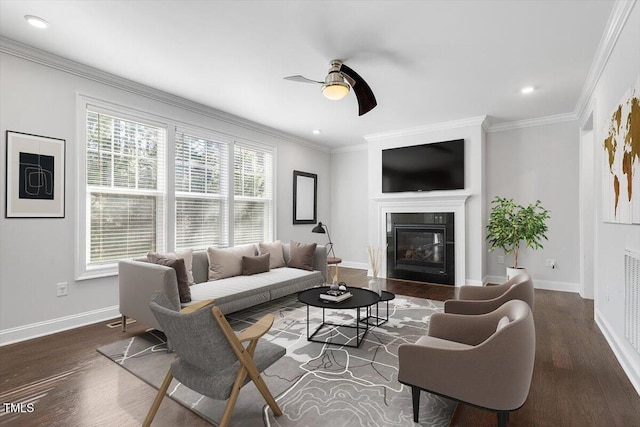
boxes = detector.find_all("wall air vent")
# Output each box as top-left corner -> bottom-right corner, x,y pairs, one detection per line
625,249 -> 640,354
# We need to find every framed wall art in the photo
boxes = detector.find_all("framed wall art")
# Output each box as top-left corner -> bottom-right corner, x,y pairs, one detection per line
5,131 -> 66,218
293,170 -> 317,224
602,76 -> 639,224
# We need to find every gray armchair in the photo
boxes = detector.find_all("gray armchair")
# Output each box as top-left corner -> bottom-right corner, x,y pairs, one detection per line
444,273 -> 534,315
143,293 -> 285,427
398,299 -> 535,427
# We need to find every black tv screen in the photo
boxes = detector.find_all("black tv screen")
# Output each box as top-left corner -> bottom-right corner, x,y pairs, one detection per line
382,139 -> 465,193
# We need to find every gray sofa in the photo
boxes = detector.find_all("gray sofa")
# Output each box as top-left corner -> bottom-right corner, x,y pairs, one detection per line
119,243 -> 327,331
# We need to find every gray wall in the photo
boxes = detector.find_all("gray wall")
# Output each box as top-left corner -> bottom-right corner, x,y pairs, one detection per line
0,49 -> 330,344
485,121 -> 581,290
591,1 -> 640,393
330,146 -> 369,268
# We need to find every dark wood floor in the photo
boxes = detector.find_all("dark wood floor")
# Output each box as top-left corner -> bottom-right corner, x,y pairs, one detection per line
1,268 -> 639,426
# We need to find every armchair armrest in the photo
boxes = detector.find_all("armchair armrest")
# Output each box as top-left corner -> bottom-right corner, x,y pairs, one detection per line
180,299 -> 215,314
237,314 -> 275,342
458,282 -> 509,300
428,311 -> 500,346
444,297 -> 506,315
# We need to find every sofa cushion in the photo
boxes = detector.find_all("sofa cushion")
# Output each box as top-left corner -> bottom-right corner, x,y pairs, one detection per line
148,257 -> 191,303
258,240 -> 286,269
242,253 -> 270,276
190,267 -> 321,305
288,241 -> 316,271
207,244 -> 256,280
148,249 -> 195,285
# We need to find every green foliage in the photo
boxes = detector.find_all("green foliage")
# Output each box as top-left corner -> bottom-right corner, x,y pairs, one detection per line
486,196 -> 550,268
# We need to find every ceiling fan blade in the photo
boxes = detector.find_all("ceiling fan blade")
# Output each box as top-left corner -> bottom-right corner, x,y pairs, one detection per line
339,64 -> 377,116
284,75 -> 323,84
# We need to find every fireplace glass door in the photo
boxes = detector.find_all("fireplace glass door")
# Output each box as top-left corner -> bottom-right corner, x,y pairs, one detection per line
394,225 -> 446,274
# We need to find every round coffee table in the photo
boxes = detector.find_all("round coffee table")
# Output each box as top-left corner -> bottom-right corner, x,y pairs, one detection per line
298,286 -> 380,348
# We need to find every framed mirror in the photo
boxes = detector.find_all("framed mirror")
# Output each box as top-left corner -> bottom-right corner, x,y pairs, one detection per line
293,170 -> 317,224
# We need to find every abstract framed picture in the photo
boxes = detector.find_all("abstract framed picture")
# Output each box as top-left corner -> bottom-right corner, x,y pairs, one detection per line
5,131 -> 66,218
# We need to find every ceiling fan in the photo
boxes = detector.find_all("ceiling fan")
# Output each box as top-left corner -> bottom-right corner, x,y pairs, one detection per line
284,60 -> 377,116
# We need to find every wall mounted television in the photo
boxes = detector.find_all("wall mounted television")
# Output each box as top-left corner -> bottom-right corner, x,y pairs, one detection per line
382,139 -> 465,193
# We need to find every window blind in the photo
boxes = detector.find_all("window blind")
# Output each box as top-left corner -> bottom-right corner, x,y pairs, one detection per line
175,131 -> 229,250
86,111 -> 166,264
233,144 -> 273,244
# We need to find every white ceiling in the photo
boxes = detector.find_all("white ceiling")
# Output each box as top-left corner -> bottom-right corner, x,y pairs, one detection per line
0,1 -> 616,148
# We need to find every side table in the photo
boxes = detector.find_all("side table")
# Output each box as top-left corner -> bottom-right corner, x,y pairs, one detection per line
360,290 -> 396,326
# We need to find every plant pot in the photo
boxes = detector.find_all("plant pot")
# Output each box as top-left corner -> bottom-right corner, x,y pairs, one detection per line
506,266 -> 527,280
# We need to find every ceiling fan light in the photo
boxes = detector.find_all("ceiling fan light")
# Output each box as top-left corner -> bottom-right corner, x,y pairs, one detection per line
322,82 -> 350,100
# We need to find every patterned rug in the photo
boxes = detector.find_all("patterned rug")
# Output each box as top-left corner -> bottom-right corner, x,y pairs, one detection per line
97,294 -> 455,426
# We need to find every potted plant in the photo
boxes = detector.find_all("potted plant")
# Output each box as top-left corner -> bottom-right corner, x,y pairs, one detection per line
486,196 -> 550,279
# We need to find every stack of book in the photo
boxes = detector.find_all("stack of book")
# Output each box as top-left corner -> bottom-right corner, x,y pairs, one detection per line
320,289 -> 352,303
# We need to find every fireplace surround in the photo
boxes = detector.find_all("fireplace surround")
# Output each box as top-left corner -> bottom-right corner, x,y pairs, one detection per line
372,193 -> 469,287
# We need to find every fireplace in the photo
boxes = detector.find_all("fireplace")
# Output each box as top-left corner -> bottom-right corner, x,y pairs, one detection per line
386,212 -> 455,285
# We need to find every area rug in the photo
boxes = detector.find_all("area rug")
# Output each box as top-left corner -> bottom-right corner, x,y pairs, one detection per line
97,294 -> 456,426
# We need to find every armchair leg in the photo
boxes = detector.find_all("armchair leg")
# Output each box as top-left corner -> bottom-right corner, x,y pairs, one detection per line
411,386 -> 420,422
121,315 -> 127,332
252,373 -> 282,416
497,411 -> 509,427
143,369 -> 173,427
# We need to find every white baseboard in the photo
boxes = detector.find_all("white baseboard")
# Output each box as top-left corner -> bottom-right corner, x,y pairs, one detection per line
339,261 -> 369,271
0,305 -> 120,347
484,275 -> 580,293
595,309 -> 640,397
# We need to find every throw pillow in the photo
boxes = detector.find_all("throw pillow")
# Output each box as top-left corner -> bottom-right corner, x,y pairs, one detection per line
288,241 -> 316,271
147,249 -> 195,285
149,257 -> 191,303
258,240 -> 286,269
242,253 -> 271,275
496,315 -> 511,333
207,244 -> 257,280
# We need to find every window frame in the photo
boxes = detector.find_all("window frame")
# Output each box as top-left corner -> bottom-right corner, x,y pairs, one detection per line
76,96 -> 278,280
76,97 -> 169,280
174,126 -> 232,251
232,139 -> 276,246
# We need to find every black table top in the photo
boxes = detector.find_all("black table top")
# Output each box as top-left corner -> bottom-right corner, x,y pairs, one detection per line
378,290 -> 396,302
298,286 -> 380,309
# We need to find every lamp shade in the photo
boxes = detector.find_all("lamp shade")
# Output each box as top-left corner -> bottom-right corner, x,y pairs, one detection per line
312,222 -> 326,234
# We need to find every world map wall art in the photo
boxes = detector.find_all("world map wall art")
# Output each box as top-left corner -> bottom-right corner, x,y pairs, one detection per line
603,76 -> 640,224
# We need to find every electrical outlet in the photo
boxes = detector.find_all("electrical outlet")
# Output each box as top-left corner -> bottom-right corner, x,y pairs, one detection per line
57,282 -> 68,297
545,259 -> 556,268
497,256 -> 504,264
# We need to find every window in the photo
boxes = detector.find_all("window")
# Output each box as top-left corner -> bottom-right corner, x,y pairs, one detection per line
85,110 -> 166,267
175,130 -> 229,250
78,98 -> 276,279
233,143 -> 274,244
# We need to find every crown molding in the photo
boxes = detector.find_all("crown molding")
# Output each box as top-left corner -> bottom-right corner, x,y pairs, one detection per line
487,112 -> 577,133
331,143 -> 367,154
363,115 -> 488,142
0,37 -> 331,154
574,0 -> 637,123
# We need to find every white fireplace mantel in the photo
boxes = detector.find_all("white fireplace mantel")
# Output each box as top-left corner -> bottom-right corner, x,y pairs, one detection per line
373,192 -> 470,287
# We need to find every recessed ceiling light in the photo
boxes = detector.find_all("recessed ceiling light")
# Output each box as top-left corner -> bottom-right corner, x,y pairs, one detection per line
521,86 -> 535,94
312,129 -> 321,135
24,15 -> 49,29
